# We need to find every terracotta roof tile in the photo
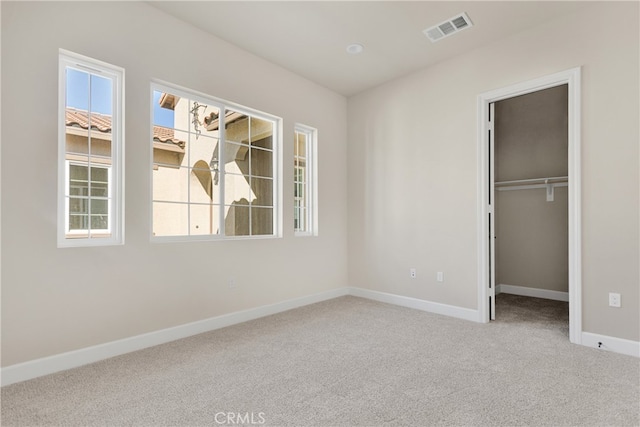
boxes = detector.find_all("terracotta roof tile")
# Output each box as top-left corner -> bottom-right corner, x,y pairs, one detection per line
152,125 -> 186,148
65,108 -> 185,148
66,108 -> 112,132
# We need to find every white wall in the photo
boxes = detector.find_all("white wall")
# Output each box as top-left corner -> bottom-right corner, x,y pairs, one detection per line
348,2 -> 639,341
1,1 -> 348,366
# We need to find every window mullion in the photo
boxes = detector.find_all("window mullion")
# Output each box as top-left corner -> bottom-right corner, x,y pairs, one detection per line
306,135 -> 312,232
65,161 -> 71,234
187,107 -> 192,236
248,116 -> 252,236
219,108 -> 226,237
107,166 -> 113,234
110,74 -> 119,240
87,74 -> 93,237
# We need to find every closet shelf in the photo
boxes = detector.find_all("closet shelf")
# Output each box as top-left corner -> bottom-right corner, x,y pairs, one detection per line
495,176 -> 568,187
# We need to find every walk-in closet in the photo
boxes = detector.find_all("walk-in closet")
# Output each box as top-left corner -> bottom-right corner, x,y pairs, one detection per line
493,84 -> 569,328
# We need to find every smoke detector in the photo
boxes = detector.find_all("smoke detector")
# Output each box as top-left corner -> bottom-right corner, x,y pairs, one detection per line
346,43 -> 364,55
423,12 -> 473,43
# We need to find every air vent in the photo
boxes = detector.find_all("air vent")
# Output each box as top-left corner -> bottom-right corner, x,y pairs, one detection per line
423,12 -> 473,43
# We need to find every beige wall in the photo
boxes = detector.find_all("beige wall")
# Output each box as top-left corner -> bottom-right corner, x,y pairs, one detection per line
1,1 -> 348,366
495,86 -> 568,182
348,2 -> 639,341
496,189 -> 568,292
495,86 -> 569,292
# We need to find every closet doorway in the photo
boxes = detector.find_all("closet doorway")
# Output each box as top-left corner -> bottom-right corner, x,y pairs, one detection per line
493,85 -> 569,331
477,68 -> 582,344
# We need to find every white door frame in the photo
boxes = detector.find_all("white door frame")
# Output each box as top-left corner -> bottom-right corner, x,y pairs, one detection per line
476,67 -> 582,344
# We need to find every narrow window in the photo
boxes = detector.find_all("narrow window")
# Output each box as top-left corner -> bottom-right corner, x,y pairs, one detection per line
294,125 -> 317,236
151,83 -> 281,240
58,50 -> 124,247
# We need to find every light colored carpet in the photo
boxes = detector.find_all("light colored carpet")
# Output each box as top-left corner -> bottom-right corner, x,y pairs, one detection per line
2,294 -> 639,426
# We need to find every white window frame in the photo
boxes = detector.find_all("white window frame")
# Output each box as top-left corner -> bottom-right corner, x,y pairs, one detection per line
58,50 -> 125,247
150,81 -> 282,242
294,124 -> 318,236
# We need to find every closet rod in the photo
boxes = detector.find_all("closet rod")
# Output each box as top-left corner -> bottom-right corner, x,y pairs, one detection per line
495,176 -> 568,202
495,176 -> 568,186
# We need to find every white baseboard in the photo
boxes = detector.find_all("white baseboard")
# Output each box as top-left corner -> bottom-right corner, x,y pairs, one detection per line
497,284 -> 569,302
0,287 -> 348,387
348,287 -> 480,322
581,332 -> 640,358
4,286 -> 636,386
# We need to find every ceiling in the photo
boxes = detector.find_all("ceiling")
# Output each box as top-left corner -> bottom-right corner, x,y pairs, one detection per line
149,1 -> 591,97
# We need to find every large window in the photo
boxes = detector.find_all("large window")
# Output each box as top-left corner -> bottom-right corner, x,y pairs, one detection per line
294,124 -> 317,236
151,83 -> 281,240
58,50 -> 124,247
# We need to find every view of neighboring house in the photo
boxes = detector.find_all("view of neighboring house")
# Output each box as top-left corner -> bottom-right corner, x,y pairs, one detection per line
64,91 -> 276,239
293,129 -> 308,232
64,108 -> 114,239
151,90 -> 275,237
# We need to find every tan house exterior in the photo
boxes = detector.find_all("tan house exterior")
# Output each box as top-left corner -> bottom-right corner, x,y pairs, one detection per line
65,92 -> 275,239
152,92 -> 275,237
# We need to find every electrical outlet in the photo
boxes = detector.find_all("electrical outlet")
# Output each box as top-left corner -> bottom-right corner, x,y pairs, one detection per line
228,277 -> 236,289
609,292 -> 621,308
410,268 -> 417,279
437,272 -> 444,282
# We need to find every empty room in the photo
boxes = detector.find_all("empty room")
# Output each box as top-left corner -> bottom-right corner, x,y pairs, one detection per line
1,1 -> 638,426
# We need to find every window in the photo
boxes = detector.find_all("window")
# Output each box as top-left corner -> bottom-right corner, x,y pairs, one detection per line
294,125 -> 317,236
58,50 -> 124,247
67,163 -> 110,233
294,165 -> 305,231
151,83 -> 281,240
